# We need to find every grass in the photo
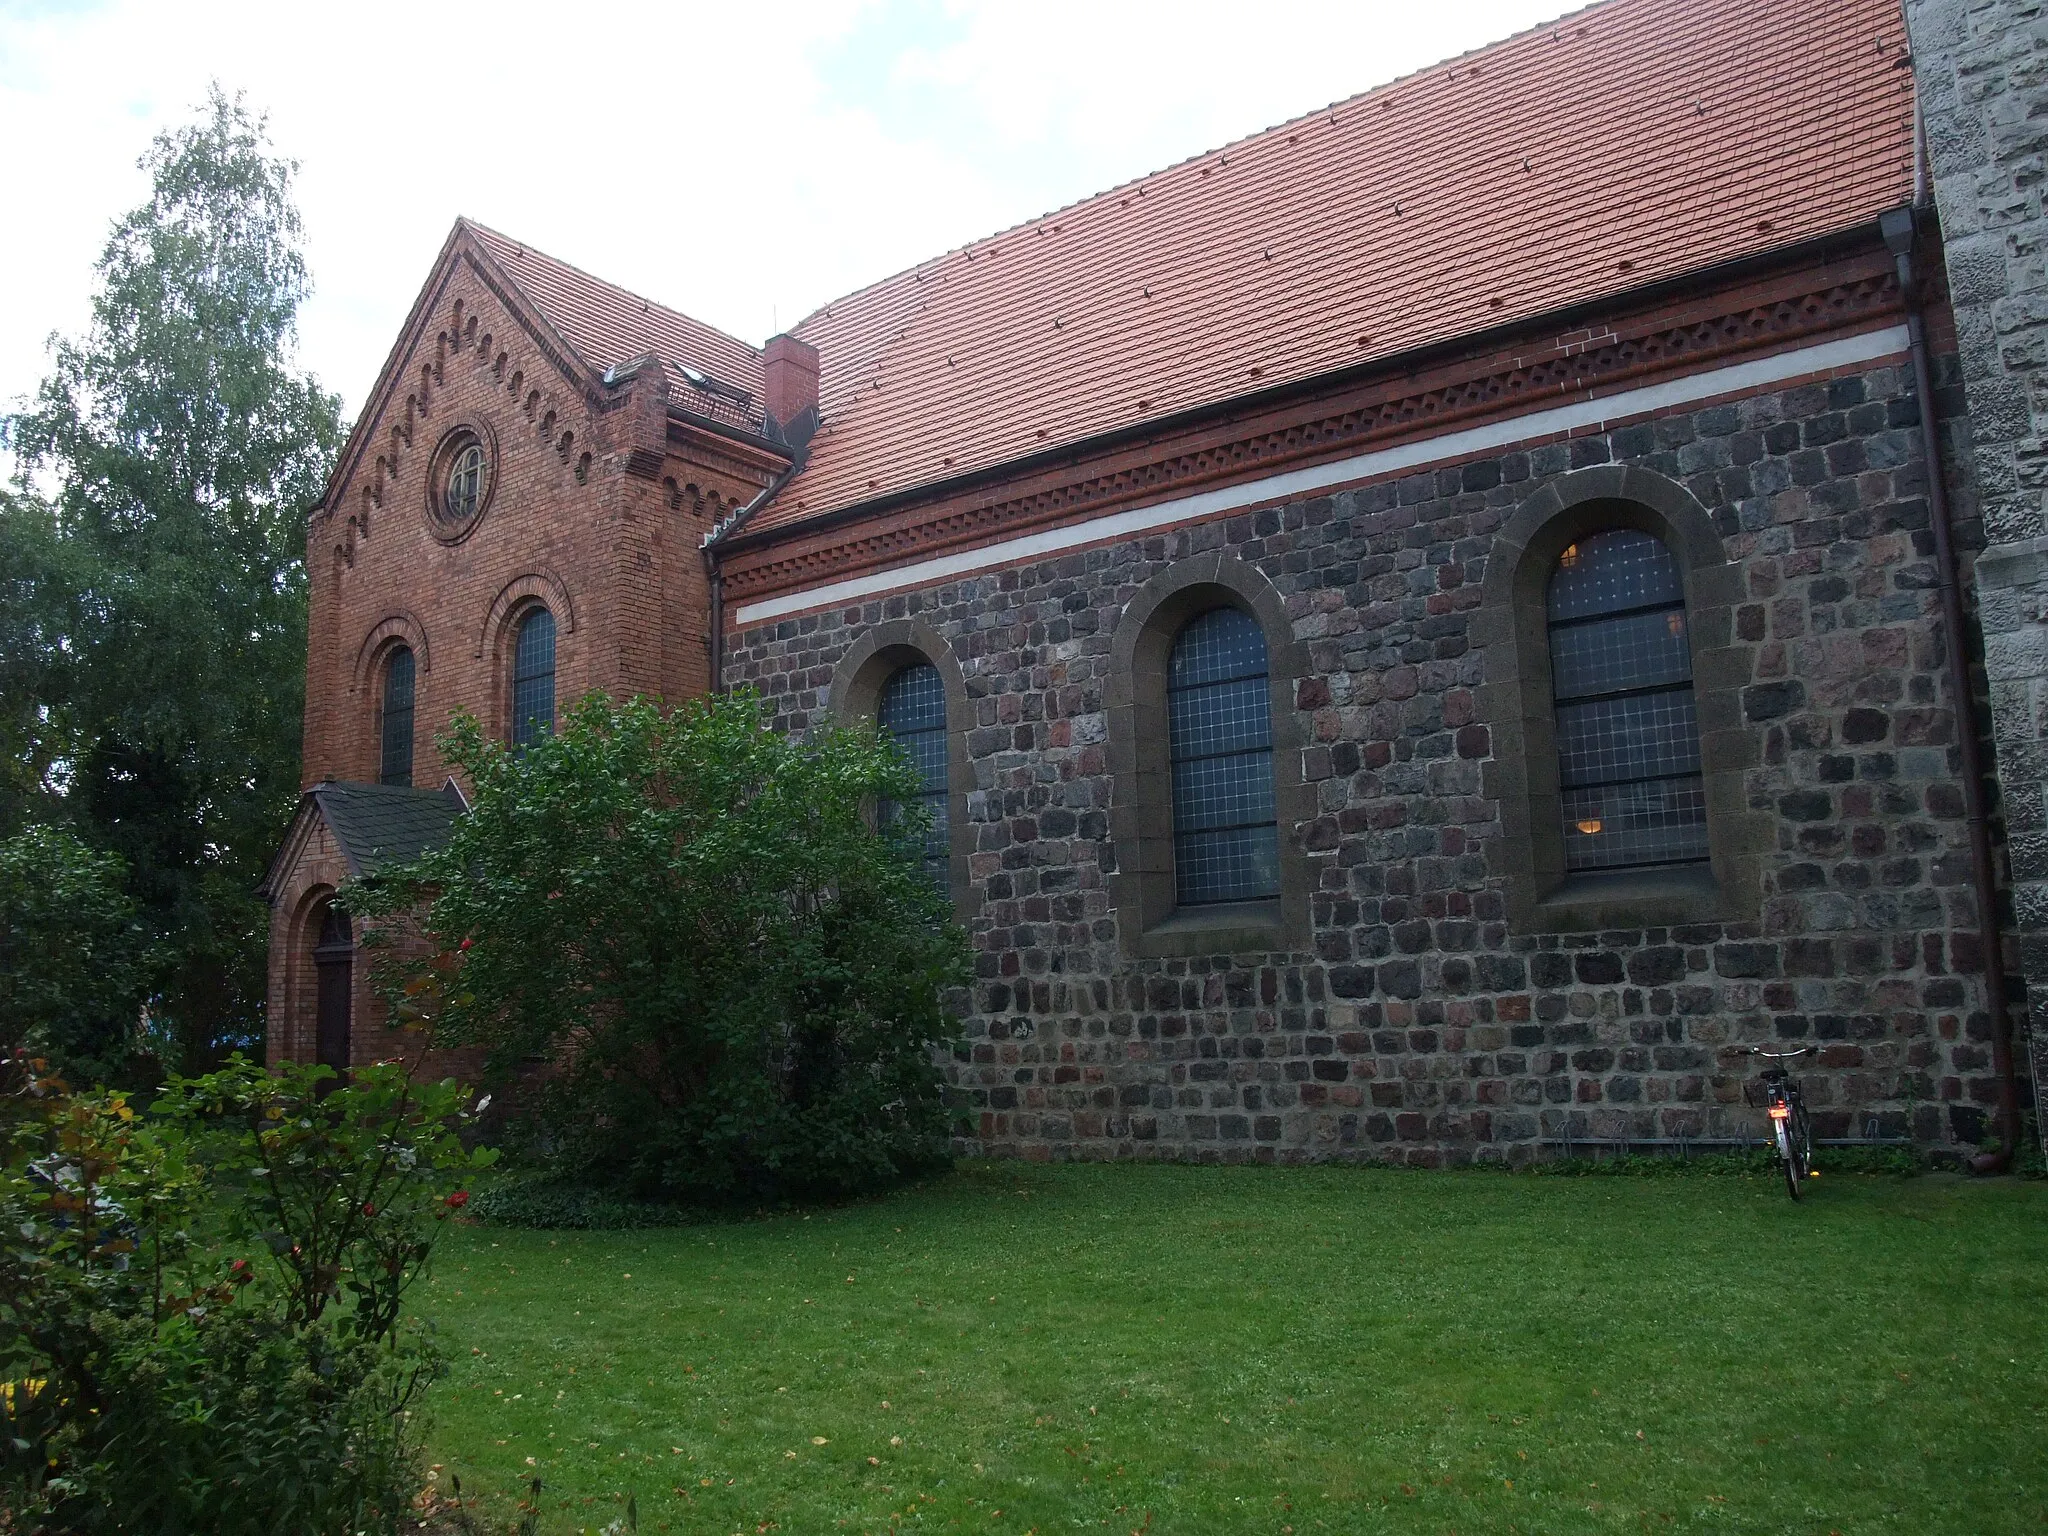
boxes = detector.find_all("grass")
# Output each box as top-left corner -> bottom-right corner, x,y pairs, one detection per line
418,1162 -> 2048,1534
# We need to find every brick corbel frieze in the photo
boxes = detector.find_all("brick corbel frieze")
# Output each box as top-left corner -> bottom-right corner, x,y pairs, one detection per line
718,252 -> 1905,609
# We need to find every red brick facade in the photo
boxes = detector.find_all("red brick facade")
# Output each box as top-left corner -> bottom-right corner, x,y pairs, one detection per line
269,225 -> 790,1072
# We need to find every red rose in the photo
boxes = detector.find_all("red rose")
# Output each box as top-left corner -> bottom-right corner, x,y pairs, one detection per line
459,937 -> 473,951
446,1190 -> 471,1209
361,1202 -> 376,1217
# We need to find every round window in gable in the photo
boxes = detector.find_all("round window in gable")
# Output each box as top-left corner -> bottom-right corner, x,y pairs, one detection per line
425,425 -> 496,542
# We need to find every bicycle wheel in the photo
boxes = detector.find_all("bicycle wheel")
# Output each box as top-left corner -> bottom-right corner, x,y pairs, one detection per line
1776,1119 -> 1801,1201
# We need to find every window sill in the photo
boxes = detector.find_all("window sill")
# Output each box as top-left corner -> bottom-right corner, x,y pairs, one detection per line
1130,898 -> 1289,958
1528,862 -> 1724,933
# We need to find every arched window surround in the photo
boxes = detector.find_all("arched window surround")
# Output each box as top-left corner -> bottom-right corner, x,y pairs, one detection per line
1107,552 -> 1312,959
353,613 -> 430,782
478,571 -> 576,744
1476,464 -> 1765,933
830,620 -> 976,918
282,883 -> 343,1068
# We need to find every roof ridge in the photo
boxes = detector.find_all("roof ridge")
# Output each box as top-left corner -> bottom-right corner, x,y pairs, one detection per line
460,216 -> 762,365
790,0 -> 1613,335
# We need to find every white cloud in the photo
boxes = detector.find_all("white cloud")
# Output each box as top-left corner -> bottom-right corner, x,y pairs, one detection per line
0,0 -> 1575,435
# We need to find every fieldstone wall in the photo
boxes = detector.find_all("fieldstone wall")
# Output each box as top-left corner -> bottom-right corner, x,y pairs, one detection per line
1907,0 -> 2048,1142
729,354 -> 2004,1164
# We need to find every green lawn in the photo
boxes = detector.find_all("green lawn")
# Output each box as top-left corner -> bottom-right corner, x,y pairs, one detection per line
419,1163 -> 2048,1535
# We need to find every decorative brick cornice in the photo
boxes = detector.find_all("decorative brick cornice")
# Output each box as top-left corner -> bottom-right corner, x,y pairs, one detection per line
719,260 -> 1903,606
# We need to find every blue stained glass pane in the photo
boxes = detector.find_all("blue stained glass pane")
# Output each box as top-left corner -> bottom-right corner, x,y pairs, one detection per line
1169,606 -> 1268,687
1167,674 -> 1272,758
1546,529 -> 1705,873
1175,825 -> 1281,905
1172,750 -> 1277,833
878,663 -> 948,886
878,662 -> 946,735
1547,528 -> 1685,621
1562,778 -> 1709,870
511,609 -> 555,749
1168,607 -> 1279,905
1553,690 -> 1703,788
380,646 -> 415,787
1549,606 -> 1691,700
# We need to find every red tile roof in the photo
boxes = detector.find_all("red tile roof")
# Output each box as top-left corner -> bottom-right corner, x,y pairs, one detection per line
752,0 -> 1915,534
465,220 -> 770,435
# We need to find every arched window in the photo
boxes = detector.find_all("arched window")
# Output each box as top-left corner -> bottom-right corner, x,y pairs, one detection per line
1547,529 -> 1707,871
1168,606 -> 1279,905
877,661 -> 948,886
511,607 -> 556,748
379,645 -> 415,786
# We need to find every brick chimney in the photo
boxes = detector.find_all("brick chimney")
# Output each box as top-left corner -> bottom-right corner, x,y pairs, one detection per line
761,333 -> 820,453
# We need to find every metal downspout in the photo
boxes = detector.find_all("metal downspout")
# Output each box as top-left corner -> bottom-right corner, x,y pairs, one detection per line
1881,205 -> 2024,1172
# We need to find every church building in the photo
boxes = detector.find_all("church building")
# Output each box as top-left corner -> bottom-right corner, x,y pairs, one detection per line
264,0 -> 2048,1165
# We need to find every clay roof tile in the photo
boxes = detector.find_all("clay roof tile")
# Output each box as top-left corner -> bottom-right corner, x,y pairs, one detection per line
463,220 -> 769,434
753,0 -> 1914,533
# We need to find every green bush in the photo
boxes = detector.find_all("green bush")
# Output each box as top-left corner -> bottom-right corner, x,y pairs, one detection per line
351,690 -> 973,1206
468,1173 -> 698,1231
0,1052 -> 494,1533
0,825 -> 149,1084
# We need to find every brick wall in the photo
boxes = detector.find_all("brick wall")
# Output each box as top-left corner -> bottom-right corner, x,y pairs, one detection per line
300,270 -> 756,791
728,353 -> 2005,1164
276,241 -> 772,1067
1907,0 -> 2048,1147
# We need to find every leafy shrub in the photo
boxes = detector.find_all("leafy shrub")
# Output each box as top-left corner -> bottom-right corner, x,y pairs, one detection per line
352,690 -> 972,1205
0,825 -> 149,1085
0,1052 -> 494,1533
467,1173 -> 698,1231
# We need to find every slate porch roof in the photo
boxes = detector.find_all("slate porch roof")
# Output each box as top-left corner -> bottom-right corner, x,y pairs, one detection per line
259,781 -> 466,899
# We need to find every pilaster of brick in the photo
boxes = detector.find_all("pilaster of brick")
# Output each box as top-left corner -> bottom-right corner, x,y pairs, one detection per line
602,359 -> 672,702
302,516 -> 344,786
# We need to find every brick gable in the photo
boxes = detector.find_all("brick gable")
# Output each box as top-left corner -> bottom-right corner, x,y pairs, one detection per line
302,226 -> 784,794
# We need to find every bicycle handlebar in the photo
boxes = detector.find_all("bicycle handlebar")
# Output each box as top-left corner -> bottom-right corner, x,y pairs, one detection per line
1744,1045 -> 1812,1060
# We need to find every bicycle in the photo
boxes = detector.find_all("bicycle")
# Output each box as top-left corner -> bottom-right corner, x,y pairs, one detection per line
1747,1045 -> 1815,1200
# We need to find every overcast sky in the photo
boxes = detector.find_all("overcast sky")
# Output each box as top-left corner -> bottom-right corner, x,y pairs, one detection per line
0,0 -> 1577,435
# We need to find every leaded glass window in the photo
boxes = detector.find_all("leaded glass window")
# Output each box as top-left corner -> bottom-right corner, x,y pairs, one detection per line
379,645 -> 415,787
1168,606 -> 1279,905
511,608 -> 556,749
1547,529 -> 1708,872
446,439 -> 486,525
877,661 -> 948,887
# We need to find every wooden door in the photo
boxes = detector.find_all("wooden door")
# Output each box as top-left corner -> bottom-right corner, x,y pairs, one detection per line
313,906 -> 352,1073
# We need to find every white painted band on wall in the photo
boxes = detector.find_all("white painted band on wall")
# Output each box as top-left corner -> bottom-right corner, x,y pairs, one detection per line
733,324 -> 1912,628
